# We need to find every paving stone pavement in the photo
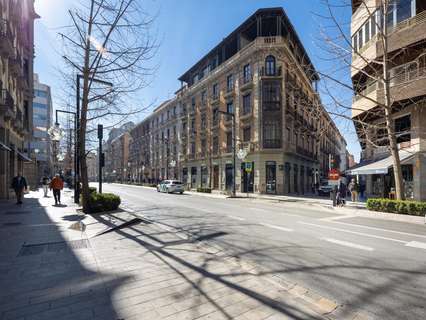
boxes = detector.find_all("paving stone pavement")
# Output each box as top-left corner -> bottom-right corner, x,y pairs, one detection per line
0,189 -> 329,320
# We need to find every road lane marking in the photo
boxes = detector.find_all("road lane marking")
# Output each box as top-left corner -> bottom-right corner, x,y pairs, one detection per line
321,237 -> 374,251
228,215 -> 245,221
259,223 -> 293,232
405,241 -> 426,250
327,221 -> 426,239
319,215 -> 357,221
298,221 -> 407,243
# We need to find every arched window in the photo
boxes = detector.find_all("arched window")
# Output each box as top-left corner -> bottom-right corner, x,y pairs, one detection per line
265,55 -> 276,76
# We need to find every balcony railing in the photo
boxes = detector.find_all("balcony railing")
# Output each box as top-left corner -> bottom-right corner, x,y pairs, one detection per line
259,66 -> 282,77
0,89 -> 14,116
263,139 -> 281,149
353,65 -> 426,102
240,73 -> 253,86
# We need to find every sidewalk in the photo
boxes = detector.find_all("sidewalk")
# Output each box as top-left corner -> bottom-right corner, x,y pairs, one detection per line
0,189 -> 338,320
113,183 -> 425,225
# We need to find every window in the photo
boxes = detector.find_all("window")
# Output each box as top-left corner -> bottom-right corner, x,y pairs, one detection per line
212,83 -> 219,98
201,114 -> 206,128
242,93 -> 251,115
191,142 -> 196,155
212,108 -> 219,125
263,119 -> 281,148
201,90 -> 207,104
265,55 -> 276,76
226,101 -> 234,116
34,90 -> 47,98
213,136 -> 219,154
353,33 -> 358,53
365,19 -> 370,43
167,110 -> 170,120
243,64 -> 251,83
201,139 -> 206,155
262,81 -> 281,111
33,102 -> 47,110
395,114 -> 411,144
226,74 -> 234,92
357,29 -> 363,49
226,132 -> 232,152
243,127 -> 251,142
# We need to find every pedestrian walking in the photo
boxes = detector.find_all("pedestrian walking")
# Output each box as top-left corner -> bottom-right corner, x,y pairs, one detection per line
337,181 -> 347,207
348,178 -> 359,202
50,174 -> 64,205
11,173 -> 28,205
42,176 -> 50,197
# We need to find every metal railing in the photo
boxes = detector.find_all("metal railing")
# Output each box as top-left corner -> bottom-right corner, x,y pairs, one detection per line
353,65 -> 426,102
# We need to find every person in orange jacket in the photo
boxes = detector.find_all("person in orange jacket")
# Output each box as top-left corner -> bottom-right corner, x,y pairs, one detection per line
50,174 -> 64,205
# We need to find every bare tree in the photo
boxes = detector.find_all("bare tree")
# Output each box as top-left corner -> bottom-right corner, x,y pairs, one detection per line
313,0 -> 426,200
59,0 -> 157,212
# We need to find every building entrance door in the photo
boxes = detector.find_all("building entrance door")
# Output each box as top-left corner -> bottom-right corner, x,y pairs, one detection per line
241,162 -> 254,193
265,161 -> 276,194
213,165 -> 219,189
191,167 -> 197,188
225,164 -> 233,191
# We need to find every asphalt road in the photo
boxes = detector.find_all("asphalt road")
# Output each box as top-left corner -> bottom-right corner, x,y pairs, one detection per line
100,183 -> 426,320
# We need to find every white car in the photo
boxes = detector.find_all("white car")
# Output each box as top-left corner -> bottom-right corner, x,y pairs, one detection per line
157,180 -> 184,194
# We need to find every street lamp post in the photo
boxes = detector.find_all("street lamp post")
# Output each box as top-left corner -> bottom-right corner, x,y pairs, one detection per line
217,110 -> 236,197
52,109 -> 78,202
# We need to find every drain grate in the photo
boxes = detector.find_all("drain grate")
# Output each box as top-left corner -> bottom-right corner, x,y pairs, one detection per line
18,239 -> 90,256
4,211 -> 31,215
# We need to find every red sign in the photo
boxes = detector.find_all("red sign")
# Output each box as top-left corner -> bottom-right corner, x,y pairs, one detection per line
328,169 -> 340,180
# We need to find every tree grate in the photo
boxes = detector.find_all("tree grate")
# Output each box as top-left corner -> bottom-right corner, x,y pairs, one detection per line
18,239 -> 90,256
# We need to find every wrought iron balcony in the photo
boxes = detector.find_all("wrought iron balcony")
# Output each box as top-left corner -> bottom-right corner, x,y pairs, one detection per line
0,19 -> 14,56
0,89 -> 14,118
259,66 -> 282,77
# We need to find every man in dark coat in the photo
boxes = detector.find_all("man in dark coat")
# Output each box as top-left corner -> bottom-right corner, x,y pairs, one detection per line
11,173 -> 28,204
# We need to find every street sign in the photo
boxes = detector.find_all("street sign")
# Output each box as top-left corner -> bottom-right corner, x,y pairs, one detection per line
328,168 -> 340,180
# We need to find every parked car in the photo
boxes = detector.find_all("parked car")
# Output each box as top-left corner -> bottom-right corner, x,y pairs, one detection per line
157,180 -> 184,194
318,183 -> 333,196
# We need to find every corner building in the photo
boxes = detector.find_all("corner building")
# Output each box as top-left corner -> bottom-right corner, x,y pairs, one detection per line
130,8 -> 346,195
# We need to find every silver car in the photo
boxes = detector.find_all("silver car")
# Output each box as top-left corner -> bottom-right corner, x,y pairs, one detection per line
157,180 -> 184,194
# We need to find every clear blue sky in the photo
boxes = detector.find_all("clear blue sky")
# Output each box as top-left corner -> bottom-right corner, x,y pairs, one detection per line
34,0 -> 361,160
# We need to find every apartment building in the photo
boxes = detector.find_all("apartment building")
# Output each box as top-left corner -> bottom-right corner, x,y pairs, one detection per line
348,0 -> 426,200
0,0 -> 37,199
30,74 -> 53,182
129,8 -> 346,195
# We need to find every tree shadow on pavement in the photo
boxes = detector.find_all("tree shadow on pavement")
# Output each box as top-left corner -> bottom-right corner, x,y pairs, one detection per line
0,196 -> 130,320
91,212 -> 325,320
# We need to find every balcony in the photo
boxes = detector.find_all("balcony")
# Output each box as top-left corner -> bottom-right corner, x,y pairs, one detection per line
224,85 -> 235,98
0,89 -> 14,119
263,139 -> 281,149
296,146 -> 314,159
259,66 -> 282,78
352,65 -> 426,118
9,49 -> 22,76
239,73 -> 253,91
0,19 -> 14,56
210,93 -> 220,105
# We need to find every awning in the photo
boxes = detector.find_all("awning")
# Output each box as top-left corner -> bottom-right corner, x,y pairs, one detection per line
16,150 -> 32,162
0,141 -> 11,151
347,150 -> 415,175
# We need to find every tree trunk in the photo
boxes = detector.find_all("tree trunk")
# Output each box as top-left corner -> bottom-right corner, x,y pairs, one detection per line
80,0 -> 96,213
382,1 -> 405,200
